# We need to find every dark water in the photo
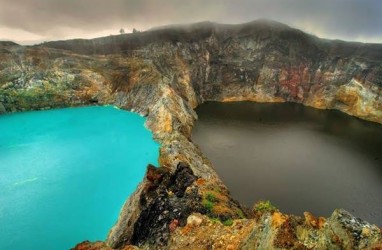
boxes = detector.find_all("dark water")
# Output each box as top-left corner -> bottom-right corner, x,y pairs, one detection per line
192,102 -> 382,226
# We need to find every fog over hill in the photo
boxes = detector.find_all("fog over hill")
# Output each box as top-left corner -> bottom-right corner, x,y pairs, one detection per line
0,0 -> 381,44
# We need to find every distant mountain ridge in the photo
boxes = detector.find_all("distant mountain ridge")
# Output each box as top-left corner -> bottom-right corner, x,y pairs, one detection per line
0,41 -> 19,47
29,19 -> 381,62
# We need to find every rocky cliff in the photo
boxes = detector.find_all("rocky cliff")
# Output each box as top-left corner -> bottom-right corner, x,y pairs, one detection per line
0,20 -> 381,249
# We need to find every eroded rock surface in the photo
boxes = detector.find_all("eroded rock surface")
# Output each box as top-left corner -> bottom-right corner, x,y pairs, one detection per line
1,20 -> 381,249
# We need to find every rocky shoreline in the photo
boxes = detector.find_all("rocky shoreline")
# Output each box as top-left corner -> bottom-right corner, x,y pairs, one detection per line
1,20 -> 381,249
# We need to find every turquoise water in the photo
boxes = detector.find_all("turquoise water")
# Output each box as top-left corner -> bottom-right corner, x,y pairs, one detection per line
0,106 -> 159,250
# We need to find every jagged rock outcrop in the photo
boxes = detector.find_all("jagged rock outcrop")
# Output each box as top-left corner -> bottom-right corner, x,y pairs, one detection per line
1,20 -> 381,249
107,163 -> 203,248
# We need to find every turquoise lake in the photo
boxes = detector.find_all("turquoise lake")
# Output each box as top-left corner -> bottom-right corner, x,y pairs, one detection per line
0,106 -> 159,250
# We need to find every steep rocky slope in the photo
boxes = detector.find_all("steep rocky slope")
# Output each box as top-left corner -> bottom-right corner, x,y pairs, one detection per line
0,20 -> 381,249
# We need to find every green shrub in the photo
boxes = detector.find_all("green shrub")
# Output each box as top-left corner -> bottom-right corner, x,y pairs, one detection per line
236,209 -> 246,219
253,200 -> 277,213
206,192 -> 218,203
202,199 -> 214,212
222,219 -> 233,226
210,217 -> 220,224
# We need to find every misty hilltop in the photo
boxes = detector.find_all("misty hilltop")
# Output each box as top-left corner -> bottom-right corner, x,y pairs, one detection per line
29,19 -> 382,62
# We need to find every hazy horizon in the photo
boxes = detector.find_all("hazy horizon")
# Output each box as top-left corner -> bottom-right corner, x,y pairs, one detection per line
1,0 -> 381,45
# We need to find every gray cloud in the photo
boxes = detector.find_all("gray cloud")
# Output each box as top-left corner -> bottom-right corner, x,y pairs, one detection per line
0,0 -> 381,44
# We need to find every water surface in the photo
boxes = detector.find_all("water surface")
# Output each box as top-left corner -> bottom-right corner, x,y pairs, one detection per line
0,106 -> 159,249
192,102 -> 382,226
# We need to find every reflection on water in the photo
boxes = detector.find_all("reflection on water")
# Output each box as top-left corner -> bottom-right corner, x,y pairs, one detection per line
192,102 -> 382,226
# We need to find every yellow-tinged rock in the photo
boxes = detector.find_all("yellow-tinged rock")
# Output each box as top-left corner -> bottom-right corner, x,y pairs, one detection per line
361,227 -> 371,237
304,212 -> 318,228
335,87 -> 359,108
222,94 -> 285,103
187,214 -> 203,227
272,212 -> 287,228
318,217 -> 326,229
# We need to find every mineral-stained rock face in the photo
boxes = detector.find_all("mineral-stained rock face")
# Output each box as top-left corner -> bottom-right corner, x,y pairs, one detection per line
1,20 -> 381,249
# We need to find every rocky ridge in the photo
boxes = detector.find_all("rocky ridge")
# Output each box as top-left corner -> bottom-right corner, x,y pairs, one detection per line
0,20 -> 381,249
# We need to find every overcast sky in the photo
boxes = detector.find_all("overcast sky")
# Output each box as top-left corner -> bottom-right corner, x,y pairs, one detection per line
0,0 -> 381,45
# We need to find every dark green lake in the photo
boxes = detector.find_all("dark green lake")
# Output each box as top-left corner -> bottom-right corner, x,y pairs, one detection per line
192,102 -> 382,226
